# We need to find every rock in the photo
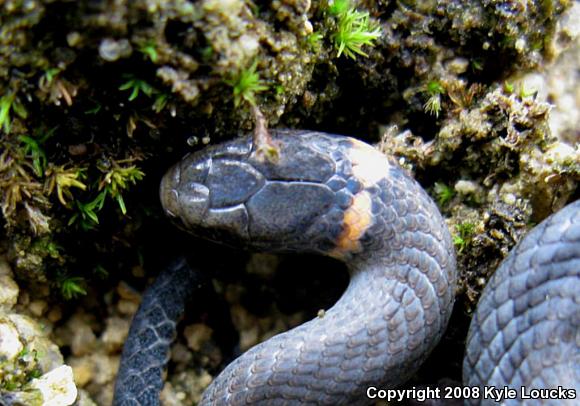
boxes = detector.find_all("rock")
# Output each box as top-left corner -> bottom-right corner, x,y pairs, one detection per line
184,323 -> 213,352
88,353 -> 117,386
30,365 -> 78,406
0,258 -> 12,276
68,356 -> 93,387
70,323 -> 96,357
8,314 -> 64,372
101,317 -> 129,352
0,274 -> 19,310
29,300 -> 48,317
0,318 -> 23,360
98,38 -> 132,61
454,180 -> 481,196
75,389 -> 99,406
116,299 -> 138,316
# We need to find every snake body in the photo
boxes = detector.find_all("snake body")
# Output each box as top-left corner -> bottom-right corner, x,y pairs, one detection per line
113,130 -> 578,405
464,200 -> 580,405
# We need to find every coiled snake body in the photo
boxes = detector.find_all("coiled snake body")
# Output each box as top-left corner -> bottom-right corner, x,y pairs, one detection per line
464,201 -> 579,405
113,130 -> 579,405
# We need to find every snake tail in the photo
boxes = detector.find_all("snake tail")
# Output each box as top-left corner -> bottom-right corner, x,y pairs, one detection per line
113,258 -> 203,406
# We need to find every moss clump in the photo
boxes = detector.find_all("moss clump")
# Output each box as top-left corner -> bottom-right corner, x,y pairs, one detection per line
382,83 -> 578,311
0,346 -> 43,393
225,61 -> 269,108
328,0 -> 381,59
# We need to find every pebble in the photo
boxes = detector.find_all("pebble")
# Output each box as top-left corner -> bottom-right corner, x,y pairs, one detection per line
101,317 -> 129,351
70,323 -> 96,356
0,258 -> 12,276
184,323 -> 213,351
117,282 -> 141,301
30,365 -> 78,406
0,318 -> 23,360
0,274 -> 19,310
170,342 -> 193,365
69,356 -> 93,387
76,389 -> 99,406
88,353 -> 117,386
47,306 -> 63,323
117,299 -> 139,316
98,38 -> 132,61
454,180 -> 480,196
29,300 -> 48,317
0,259 -> 18,310
7,314 -> 64,372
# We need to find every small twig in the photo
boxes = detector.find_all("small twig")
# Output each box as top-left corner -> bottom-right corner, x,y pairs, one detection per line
250,105 -> 279,163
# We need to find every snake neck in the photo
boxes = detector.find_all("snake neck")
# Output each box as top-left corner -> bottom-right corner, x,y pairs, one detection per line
200,142 -> 458,405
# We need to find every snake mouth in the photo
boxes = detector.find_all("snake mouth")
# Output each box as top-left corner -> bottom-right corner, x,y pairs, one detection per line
159,163 -> 181,218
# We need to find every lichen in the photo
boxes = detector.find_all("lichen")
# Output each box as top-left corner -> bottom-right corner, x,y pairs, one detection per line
381,83 -> 578,312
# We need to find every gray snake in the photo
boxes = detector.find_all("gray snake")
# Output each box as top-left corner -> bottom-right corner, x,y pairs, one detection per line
113,130 -> 579,405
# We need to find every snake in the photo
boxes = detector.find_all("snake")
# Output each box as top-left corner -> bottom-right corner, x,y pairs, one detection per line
112,129 -> 579,405
463,200 -> 579,405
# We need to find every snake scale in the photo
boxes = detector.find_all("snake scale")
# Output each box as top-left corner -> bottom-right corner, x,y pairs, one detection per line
113,130 -> 579,405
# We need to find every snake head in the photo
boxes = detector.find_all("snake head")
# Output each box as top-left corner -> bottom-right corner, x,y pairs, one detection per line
160,137 -> 257,247
160,132 -> 345,253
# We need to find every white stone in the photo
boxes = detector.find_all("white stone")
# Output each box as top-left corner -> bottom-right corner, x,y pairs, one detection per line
30,365 -> 78,406
454,180 -> 479,195
0,319 -> 23,360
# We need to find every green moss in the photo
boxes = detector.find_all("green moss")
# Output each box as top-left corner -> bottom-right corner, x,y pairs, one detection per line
503,81 -> 515,94
44,166 -> 87,207
225,61 -> 268,107
0,93 -> 27,134
138,41 -> 159,63
17,128 -> 54,178
0,141 -> 49,234
453,222 -> 475,253
99,162 -> 145,215
66,161 -> 145,229
307,32 -> 323,50
329,0 -> 381,59
421,81 -> 445,117
119,77 -> 155,101
152,93 -> 170,113
434,182 -> 455,207
0,345 -> 43,394
58,276 -> 87,300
